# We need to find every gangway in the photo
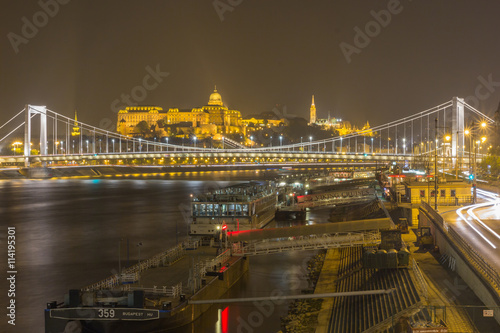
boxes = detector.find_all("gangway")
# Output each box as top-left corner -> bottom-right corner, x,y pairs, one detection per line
232,231 -> 381,256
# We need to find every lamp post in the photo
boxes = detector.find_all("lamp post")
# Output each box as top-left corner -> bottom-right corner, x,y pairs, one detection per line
371,137 -> 374,154
112,139 -> 115,152
12,142 -> 22,155
434,118 -> 438,211
193,135 -> 197,148
465,121 -> 487,204
86,140 -> 89,154
279,135 -> 283,150
309,136 -> 312,152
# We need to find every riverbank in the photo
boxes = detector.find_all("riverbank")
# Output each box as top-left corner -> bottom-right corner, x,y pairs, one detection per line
0,164 -> 334,179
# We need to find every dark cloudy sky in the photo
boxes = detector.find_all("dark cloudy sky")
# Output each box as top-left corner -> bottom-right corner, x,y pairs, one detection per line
1,0 -> 500,130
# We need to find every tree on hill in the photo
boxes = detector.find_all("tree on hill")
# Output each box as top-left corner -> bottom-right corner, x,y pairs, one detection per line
135,121 -> 151,136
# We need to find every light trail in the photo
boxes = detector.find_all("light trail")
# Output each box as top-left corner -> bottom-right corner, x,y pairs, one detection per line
455,189 -> 500,249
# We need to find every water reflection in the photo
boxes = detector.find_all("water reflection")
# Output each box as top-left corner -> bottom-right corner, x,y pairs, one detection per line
0,170 -> 316,332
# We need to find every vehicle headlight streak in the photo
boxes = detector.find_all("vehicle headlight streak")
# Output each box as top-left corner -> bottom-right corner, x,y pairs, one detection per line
455,189 -> 500,249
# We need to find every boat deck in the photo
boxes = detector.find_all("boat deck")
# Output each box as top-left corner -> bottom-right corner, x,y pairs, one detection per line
124,245 -> 235,309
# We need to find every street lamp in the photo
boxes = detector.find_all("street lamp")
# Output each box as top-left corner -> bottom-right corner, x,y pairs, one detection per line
279,135 -> 283,148
309,136 -> 312,152
403,138 -> 406,156
250,135 -> 254,148
193,135 -> 197,147
60,141 -> 64,154
86,140 -> 89,154
465,121 -> 488,204
137,242 -> 143,284
371,137 -> 374,154
12,141 -> 22,155
112,139 -> 115,152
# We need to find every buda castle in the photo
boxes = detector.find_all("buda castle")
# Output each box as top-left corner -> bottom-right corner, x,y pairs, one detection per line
117,88 -> 244,138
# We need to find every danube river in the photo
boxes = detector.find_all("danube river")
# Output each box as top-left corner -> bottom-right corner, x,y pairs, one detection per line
0,170 -> 322,333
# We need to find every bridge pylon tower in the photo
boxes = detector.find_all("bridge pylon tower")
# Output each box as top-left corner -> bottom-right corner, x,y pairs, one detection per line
451,97 -> 465,169
24,105 -> 47,167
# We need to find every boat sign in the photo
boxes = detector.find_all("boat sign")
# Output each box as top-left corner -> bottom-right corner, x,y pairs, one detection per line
49,308 -> 160,321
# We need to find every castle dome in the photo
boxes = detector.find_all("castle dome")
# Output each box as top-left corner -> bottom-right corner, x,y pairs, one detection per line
208,86 -> 223,106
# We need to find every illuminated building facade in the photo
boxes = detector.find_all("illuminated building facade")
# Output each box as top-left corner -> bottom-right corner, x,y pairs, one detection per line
309,96 -> 342,130
309,95 -> 316,124
117,88 -> 244,137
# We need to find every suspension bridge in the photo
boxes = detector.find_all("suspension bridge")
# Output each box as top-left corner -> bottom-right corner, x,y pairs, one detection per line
0,97 -> 494,170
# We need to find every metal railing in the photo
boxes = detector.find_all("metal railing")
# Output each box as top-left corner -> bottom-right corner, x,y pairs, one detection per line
409,196 -> 472,205
233,232 -> 381,256
82,243 -> 186,292
188,249 -> 232,293
124,282 -> 183,298
447,227 -> 500,291
411,258 -> 429,301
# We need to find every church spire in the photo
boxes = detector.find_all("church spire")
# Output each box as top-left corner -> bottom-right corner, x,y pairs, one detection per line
71,110 -> 80,137
310,95 -> 316,124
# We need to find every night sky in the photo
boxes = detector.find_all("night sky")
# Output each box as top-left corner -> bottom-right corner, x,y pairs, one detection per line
1,0 -> 500,131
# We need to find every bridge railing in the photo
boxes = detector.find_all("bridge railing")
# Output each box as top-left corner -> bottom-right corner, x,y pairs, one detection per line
447,227 -> 500,291
421,201 -> 500,292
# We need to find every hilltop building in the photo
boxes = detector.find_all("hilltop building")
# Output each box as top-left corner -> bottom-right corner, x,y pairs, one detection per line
71,111 -> 80,137
117,88 -> 244,138
309,95 -> 316,124
308,95 -> 342,129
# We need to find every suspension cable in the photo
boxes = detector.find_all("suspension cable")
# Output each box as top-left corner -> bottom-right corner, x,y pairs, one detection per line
0,109 -> 25,130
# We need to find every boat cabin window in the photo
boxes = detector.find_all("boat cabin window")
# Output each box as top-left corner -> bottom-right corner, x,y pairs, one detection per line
242,204 -> 249,216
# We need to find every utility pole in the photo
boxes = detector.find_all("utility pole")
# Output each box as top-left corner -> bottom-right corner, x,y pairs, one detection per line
434,118 -> 438,211
472,121 -> 477,204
